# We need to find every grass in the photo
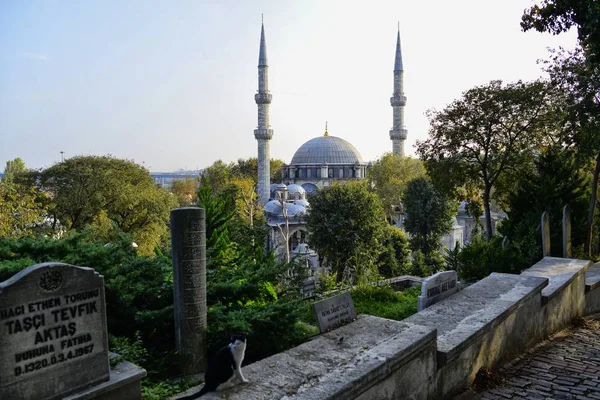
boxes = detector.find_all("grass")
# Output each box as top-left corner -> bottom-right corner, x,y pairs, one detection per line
300,284 -> 420,325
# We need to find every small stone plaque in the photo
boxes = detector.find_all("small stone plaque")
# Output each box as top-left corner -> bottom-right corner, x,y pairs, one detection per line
312,292 -> 357,333
0,263 -> 109,400
418,270 -> 458,311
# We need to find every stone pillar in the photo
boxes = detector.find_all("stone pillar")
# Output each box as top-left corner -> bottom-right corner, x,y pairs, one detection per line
563,205 -> 572,258
541,211 -> 551,257
171,207 -> 207,375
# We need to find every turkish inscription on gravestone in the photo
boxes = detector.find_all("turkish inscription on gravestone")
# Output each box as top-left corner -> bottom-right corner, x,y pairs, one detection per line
312,292 -> 357,333
418,270 -> 458,311
0,263 -> 109,400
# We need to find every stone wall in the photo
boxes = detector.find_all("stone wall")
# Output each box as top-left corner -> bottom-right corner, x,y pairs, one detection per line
174,257 -> 596,400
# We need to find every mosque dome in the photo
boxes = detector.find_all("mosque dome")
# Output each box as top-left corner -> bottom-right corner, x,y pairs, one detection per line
291,136 -> 364,165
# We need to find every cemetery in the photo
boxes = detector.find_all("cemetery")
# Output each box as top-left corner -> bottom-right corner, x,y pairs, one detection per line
2,203 -> 600,399
175,256 -> 599,399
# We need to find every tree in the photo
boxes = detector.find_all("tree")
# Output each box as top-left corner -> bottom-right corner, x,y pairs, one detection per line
402,178 -> 457,272
306,182 -> 387,282
0,158 -> 47,238
38,156 -> 176,255
3,158 -> 26,183
522,0 -> 600,67
378,225 -> 411,277
501,146 -> 589,257
367,154 -> 426,221
202,158 -> 286,195
229,177 -> 262,228
169,177 -> 198,207
544,47 -> 600,256
417,80 -> 550,241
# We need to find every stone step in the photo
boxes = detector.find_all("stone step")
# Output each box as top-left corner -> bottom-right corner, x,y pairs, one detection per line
585,262 -> 600,293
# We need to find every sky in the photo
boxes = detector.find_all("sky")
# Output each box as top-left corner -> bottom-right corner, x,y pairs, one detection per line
0,0 -> 579,172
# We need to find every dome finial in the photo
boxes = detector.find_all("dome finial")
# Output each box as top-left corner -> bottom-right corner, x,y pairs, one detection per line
324,121 -> 329,136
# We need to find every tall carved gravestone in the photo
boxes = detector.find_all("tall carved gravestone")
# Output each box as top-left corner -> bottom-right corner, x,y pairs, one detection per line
541,211 -> 551,257
0,263 -> 109,399
171,207 -> 207,376
563,205 -> 572,258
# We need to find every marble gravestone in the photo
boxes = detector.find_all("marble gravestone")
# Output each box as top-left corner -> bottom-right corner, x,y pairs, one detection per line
0,263 -> 109,400
171,207 -> 207,376
312,292 -> 357,333
418,270 -> 458,311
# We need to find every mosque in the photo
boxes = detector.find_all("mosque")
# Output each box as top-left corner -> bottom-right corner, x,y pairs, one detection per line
250,21 -> 411,262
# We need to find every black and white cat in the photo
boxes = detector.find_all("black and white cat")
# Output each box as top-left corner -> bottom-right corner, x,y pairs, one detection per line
179,335 -> 249,399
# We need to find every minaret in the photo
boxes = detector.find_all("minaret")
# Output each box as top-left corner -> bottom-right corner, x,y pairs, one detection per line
389,24 -> 407,157
254,18 -> 273,204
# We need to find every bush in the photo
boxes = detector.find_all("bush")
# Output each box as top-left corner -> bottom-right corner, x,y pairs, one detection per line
457,232 -> 542,281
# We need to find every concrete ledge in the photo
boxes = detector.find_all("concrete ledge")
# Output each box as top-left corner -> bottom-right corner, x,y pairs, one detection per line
585,262 -> 600,293
586,263 -> 600,315
64,357 -> 147,400
521,257 -> 591,304
402,273 -> 547,366
174,315 -> 436,400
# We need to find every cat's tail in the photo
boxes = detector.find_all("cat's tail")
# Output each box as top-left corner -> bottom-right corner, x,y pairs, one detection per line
174,382 -> 215,399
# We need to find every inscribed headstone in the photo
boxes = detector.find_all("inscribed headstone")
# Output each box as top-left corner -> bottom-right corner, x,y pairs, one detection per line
312,292 -> 357,333
563,205 -> 572,258
171,207 -> 207,375
0,263 -> 109,400
418,270 -> 458,311
542,211 -> 551,257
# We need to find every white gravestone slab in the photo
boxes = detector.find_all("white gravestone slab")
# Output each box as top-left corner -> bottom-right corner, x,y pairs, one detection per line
0,263 -> 109,400
418,270 -> 458,311
312,292 -> 357,333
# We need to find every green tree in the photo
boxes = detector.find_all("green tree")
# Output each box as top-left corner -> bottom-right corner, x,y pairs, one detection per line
38,155 -> 176,255
544,47 -> 600,256
402,178 -> 457,273
367,153 -> 426,222
0,158 -> 47,238
417,80 -> 551,241
500,146 -> 589,257
3,158 -> 26,183
378,225 -> 411,277
522,0 -> 600,67
202,158 -> 286,195
169,178 -> 198,207
306,182 -> 387,282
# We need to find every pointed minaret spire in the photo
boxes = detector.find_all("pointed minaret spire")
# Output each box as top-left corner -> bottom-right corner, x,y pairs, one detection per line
389,23 -> 407,157
259,17 -> 268,67
254,18 -> 273,204
394,24 -> 403,71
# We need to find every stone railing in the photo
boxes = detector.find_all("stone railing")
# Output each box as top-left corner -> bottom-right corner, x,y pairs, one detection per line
174,257 -> 600,400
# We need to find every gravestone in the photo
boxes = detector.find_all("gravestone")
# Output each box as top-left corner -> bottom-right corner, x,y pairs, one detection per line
418,270 -> 458,311
0,263 -> 109,400
171,207 -> 207,376
542,211 -> 551,257
563,205 -> 572,258
302,277 -> 316,299
312,292 -> 357,333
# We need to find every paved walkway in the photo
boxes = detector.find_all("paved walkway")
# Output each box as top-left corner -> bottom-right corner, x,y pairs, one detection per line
457,316 -> 600,400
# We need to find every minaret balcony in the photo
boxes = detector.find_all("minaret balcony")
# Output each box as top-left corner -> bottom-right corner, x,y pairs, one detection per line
390,95 -> 407,107
254,128 -> 274,140
255,92 -> 272,104
389,129 -> 407,141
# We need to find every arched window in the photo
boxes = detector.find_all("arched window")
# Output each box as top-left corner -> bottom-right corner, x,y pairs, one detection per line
339,169 -> 344,178
307,168 -> 311,178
